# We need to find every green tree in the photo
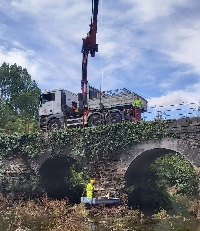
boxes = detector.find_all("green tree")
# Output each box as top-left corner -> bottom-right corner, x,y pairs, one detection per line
0,62 -> 41,133
127,153 -> 198,209
0,99 -> 16,132
151,153 -> 198,197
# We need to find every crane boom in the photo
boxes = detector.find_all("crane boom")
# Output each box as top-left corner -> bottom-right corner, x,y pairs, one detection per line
38,0 -> 148,131
81,0 -> 99,109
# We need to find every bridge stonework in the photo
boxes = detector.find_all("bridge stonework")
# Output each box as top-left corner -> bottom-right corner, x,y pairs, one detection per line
81,118 -> 200,198
1,117 -> 200,200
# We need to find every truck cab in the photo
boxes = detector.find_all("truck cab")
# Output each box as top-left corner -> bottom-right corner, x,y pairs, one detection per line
39,89 -> 63,116
39,89 -> 79,130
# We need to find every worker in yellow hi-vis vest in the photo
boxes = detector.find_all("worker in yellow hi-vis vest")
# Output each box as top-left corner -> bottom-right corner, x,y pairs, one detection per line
133,96 -> 143,121
86,179 -> 95,198
133,96 -> 143,108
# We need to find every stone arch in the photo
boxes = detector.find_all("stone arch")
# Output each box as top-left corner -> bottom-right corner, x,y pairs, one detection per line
125,148 -> 177,177
33,146 -> 75,171
38,155 -> 84,202
116,137 -> 200,209
117,137 -> 199,177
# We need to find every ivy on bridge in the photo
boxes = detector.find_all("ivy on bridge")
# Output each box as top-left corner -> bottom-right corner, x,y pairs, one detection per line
0,120 -> 178,159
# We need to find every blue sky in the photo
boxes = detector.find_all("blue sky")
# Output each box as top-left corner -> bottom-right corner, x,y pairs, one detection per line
0,0 -> 200,108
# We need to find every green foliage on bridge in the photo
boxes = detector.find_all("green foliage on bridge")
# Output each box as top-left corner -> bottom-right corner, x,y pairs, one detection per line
0,120 -> 177,158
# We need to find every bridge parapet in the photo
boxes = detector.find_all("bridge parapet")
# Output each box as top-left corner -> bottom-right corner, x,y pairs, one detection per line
162,117 -> 200,134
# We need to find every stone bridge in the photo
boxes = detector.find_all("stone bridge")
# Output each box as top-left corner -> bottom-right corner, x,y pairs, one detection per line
1,117 -> 200,201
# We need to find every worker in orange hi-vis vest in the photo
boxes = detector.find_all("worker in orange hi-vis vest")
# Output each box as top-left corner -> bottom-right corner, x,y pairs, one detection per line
133,96 -> 143,121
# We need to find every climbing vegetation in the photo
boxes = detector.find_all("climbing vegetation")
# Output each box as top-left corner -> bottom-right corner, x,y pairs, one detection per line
0,120 -> 177,158
0,132 -> 45,157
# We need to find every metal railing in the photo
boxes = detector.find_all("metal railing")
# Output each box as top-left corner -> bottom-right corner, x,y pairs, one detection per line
142,102 -> 200,121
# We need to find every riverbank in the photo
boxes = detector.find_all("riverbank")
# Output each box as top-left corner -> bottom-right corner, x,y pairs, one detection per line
0,194 -> 88,231
0,193 -> 145,231
0,194 -> 199,231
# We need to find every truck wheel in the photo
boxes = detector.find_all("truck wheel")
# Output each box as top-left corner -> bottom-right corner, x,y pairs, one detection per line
106,112 -> 122,124
88,114 -> 103,127
48,119 -> 61,130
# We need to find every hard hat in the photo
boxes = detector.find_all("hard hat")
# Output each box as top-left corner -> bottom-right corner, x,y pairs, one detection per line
90,179 -> 95,184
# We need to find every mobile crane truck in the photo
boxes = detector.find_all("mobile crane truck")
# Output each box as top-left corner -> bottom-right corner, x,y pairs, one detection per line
39,0 -> 148,131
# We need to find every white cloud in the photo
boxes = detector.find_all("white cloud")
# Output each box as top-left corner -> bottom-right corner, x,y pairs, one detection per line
148,82 -> 200,107
165,26 -> 200,75
126,0 -> 190,23
0,46 -> 36,72
0,46 -> 61,88
0,0 -> 200,109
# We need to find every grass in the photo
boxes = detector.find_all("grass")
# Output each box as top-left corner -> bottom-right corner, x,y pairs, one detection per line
0,194 -> 143,231
0,194 -> 89,231
2,194 -> 194,231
